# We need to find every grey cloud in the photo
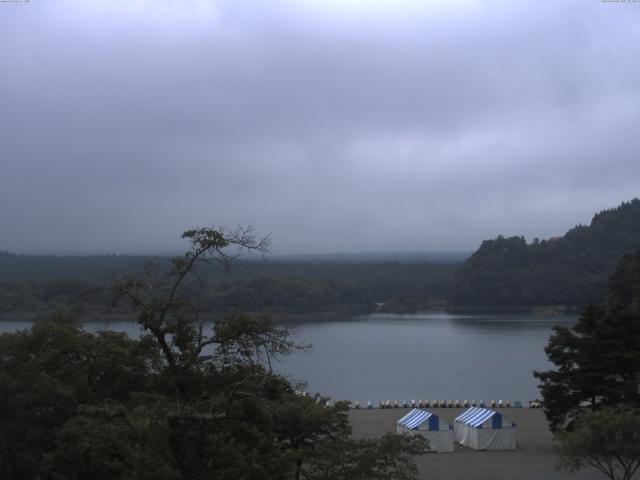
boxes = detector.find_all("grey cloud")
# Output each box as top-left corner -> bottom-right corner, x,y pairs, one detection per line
1,0 -> 640,254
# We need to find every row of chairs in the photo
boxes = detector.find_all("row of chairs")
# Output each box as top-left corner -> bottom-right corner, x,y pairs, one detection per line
352,399 -> 525,409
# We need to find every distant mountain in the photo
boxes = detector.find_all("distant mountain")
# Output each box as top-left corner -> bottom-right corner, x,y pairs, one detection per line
452,199 -> 640,307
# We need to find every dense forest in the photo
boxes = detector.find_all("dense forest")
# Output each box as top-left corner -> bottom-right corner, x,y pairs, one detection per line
0,252 -> 458,320
2,199 -> 640,318
452,199 -> 640,308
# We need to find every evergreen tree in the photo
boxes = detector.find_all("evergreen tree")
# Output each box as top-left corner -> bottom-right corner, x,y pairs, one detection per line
534,248 -> 640,431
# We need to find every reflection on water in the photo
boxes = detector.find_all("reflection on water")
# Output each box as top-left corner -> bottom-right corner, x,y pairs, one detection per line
0,312 -> 575,404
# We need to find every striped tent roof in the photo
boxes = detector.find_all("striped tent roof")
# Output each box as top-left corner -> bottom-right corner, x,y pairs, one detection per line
455,407 -> 500,428
397,409 -> 435,429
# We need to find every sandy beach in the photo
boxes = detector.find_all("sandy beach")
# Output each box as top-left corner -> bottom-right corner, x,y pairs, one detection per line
349,408 -> 607,480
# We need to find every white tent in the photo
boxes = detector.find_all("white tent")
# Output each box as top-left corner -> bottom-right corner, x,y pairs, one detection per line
396,409 -> 454,452
454,407 -> 516,450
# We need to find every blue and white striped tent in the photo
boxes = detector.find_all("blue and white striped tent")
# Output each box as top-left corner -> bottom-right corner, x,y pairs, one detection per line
396,409 -> 454,452
397,409 -> 440,431
455,407 -> 504,428
454,407 -> 516,450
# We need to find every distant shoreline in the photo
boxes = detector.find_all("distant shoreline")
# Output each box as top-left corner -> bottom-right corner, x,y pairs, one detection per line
0,305 -> 579,323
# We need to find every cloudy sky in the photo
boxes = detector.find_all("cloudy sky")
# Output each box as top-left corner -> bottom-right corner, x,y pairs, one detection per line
1,0 -> 639,255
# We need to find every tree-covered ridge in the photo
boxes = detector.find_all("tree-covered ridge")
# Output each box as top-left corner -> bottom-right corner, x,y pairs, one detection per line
452,199 -> 640,307
204,276 -> 374,315
0,261 -> 456,320
0,250 -> 464,283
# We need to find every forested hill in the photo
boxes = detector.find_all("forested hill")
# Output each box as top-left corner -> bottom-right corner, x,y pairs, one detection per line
0,251 -> 458,319
452,199 -> 640,307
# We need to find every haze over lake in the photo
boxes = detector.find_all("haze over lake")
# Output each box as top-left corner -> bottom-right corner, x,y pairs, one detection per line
1,312 -> 573,403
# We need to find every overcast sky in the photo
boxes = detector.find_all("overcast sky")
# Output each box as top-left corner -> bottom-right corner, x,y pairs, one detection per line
1,0 -> 639,255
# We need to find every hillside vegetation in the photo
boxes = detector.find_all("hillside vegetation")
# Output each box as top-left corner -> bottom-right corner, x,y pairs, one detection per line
452,199 -> 640,307
3,199 -> 639,316
0,254 -> 457,320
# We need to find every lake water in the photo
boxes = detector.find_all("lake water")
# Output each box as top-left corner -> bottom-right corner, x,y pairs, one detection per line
279,312 -> 575,404
0,312 -> 574,404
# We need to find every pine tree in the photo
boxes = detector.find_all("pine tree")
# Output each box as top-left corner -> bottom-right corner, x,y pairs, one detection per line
534,248 -> 640,431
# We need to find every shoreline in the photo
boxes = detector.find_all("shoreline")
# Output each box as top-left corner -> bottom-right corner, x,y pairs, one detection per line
0,305 -> 580,323
348,408 -> 603,480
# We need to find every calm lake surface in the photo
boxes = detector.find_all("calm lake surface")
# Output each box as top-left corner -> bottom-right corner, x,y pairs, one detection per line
279,312 -> 575,403
1,312 -> 574,404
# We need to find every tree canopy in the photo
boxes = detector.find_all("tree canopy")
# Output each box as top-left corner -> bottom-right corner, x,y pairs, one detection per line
453,199 -> 640,307
0,227 -> 429,479
556,406 -> 640,480
534,248 -> 640,431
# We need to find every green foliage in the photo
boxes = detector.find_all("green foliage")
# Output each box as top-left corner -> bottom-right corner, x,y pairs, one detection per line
0,278 -> 110,317
556,407 -> 640,480
453,199 -> 640,306
534,248 -> 640,431
0,315 -> 160,479
205,276 -> 375,316
0,275 -> 373,320
49,403 -> 180,480
0,227 -> 428,479
0,227 -> 459,319
0,315 -> 354,479
303,433 -> 429,480
0,261 -> 456,319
